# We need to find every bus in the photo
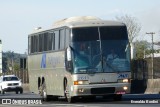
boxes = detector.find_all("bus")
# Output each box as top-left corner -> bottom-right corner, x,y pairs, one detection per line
28,16 -> 131,103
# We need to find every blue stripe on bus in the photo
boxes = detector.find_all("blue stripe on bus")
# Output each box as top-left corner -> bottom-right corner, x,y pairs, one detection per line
41,53 -> 46,68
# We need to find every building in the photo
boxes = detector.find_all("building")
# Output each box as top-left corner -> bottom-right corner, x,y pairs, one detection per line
0,39 -> 2,73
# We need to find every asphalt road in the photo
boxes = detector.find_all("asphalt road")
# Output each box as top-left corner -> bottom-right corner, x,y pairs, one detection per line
0,92 -> 160,107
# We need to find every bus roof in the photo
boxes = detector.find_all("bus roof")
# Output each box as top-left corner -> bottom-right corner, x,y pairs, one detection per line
53,16 -> 125,28
30,16 -> 125,35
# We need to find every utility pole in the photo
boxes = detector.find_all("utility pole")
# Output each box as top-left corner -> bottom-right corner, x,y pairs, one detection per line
146,32 -> 155,79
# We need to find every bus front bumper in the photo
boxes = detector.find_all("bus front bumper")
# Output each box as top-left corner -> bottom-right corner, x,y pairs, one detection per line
71,83 -> 130,97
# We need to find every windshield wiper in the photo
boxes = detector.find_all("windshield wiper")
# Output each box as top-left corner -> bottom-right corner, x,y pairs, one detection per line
103,59 -> 118,72
106,62 -> 117,71
86,68 -> 97,74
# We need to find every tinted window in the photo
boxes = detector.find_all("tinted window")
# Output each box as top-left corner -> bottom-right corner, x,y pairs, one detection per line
44,33 -> 48,51
35,35 -> 39,52
72,27 -> 99,42
3,77 -> 19,81
39,34 -> 43,52
72,26 -> 128,42
48,33 -> 53,51
65,28 -> 70,47
55,31 -> 59,50
31,36 -> 34,53
100,26 -> 128,40
52,33 -> 55,50
28,37 -> 31,54
60,29 -> 65,49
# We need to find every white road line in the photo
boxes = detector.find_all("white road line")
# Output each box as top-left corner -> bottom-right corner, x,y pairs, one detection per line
0,104 -> 101,107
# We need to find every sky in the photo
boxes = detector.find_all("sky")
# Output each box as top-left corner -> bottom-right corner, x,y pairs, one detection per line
0,0 -> 160,53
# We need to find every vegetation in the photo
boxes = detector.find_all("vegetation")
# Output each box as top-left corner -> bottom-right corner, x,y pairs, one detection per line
2,51 -> 21,72
134,40 -> 151,59
116,14 -> 141,43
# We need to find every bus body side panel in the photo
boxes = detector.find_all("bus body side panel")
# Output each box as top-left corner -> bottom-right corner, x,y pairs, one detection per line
28,51 -> 67,96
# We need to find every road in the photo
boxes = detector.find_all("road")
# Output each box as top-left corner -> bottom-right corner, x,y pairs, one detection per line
0,92 -> 160,107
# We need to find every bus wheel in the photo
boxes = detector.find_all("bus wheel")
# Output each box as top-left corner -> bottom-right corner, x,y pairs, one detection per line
39,85 -> 42,95
41,83 -> 47,101
64,79 -> 68,100
66,91 -> 76,103
64,81 -> 76,103
67,96 -> 76,103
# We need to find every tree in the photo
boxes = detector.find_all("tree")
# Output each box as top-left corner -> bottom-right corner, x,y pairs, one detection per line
2,51 -> 21,72
134,40 -> 151,59
2,54 -> 7,72
116,14 -> 141,43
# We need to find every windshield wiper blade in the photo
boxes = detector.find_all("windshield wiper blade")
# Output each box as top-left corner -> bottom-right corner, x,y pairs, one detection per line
105,61 -> 118,72
87,68 -> 97,74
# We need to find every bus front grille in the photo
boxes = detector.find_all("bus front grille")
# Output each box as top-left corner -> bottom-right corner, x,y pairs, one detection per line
91,87 -> 115,94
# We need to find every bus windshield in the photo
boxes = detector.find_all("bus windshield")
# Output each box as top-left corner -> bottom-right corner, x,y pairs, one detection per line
71,27 -> 130,74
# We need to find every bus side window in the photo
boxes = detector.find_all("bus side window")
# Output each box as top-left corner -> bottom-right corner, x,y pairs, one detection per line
65,28 -> 70,48
44,33 -> 48,51
60,29 -> 65,50
54,30 -> 59,50
31,36 -> 34,53
39,34 -> 43,52
52,33 -> 55,50
28,36 -> 31,54
47,33 -> 54,51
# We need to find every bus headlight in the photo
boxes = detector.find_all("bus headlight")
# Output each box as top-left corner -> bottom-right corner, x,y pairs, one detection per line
123,86 -> 128,90
123,79 -> 129,83
74,80 -> 89,85
118,79 -> 129,83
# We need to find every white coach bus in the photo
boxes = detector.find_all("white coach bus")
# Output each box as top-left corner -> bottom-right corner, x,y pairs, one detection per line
28,16 -> 131,103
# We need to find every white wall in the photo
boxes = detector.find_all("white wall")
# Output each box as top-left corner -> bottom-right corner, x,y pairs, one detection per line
131,43 -> 136,59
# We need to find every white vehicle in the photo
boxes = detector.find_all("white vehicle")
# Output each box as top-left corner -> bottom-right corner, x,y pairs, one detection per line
0,75 -> 23,94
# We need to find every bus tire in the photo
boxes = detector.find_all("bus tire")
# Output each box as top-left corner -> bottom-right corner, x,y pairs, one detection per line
64,79 -> 76,103
67,96 -> 76,103
38,77 -> 41,91
41,82 -> 48,101
64,79 -> 67,100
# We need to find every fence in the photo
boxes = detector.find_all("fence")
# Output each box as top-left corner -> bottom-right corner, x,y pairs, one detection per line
131,58 -> 160,80
131,58 -> 160,93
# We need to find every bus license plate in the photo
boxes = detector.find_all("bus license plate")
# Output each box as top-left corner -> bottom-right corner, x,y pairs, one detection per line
116,91 -> 126,94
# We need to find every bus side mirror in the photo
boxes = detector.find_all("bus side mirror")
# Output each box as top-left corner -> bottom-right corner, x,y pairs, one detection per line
65,46 -> 73,72
67,46 -> 72,61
